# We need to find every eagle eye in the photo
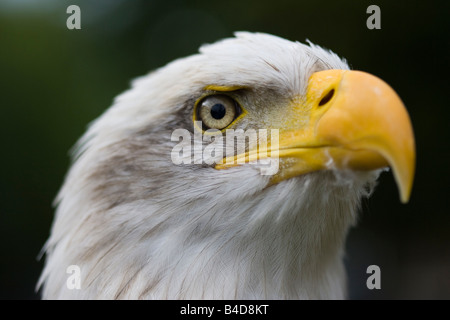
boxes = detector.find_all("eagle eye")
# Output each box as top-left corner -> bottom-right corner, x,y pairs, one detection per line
197,95 -> 241,130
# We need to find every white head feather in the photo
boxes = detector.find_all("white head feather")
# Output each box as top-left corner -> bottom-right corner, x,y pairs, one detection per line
38,32 -> 380,299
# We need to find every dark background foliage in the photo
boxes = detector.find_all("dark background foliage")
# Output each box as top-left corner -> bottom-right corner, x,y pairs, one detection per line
0,0 -> 448,299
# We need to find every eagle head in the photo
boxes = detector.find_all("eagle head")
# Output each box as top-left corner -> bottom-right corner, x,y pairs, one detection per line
39,32 -> 415,299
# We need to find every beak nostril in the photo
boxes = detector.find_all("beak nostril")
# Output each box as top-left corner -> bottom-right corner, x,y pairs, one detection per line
318,89 -> 335,106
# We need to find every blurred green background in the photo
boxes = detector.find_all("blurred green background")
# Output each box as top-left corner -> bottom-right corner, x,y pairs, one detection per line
0,0 -> 448,299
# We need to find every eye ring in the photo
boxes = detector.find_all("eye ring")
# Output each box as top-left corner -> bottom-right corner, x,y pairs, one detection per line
196,95 -> 241,130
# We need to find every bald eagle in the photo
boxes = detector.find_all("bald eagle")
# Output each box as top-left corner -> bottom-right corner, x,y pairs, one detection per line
38,32 -> 415,299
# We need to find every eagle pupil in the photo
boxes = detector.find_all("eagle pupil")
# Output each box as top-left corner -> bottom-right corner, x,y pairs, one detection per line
211,103 -> 226,119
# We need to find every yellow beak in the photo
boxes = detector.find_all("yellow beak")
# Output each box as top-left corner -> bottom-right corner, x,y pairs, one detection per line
216,70 -> 415,203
